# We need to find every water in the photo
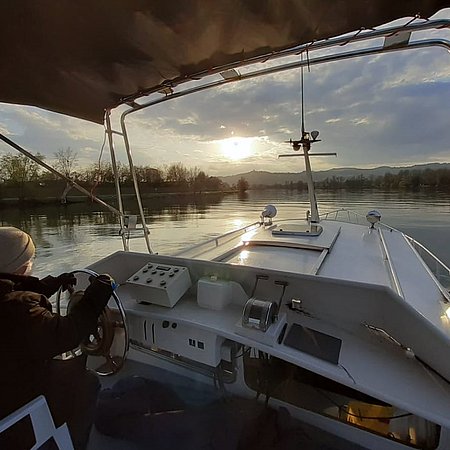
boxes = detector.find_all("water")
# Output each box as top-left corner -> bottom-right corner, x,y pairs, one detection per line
1,189 -> 450,278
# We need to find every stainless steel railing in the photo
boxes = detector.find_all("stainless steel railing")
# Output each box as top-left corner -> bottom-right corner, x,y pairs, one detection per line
321,208 -> 450,297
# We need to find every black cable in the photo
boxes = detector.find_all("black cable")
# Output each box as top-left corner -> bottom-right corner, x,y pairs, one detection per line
233,346 -> 251,359
300,57 -> 305,136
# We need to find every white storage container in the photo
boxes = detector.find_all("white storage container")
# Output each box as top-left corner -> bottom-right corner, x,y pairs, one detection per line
197,276 -> 232,310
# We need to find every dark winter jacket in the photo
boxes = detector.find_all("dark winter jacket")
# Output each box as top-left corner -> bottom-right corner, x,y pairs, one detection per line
0,273 -> 112,419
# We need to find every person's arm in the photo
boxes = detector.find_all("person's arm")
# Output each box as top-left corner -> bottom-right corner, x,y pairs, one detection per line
20,275 -> 114,360
0,272 -> 76,298
0,273 -> 40,288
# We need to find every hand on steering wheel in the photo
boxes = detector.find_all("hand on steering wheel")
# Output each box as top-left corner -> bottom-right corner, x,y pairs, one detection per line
56,269 -> 128,376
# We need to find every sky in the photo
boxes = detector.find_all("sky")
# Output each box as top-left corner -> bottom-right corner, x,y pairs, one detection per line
1,11 -> 450,177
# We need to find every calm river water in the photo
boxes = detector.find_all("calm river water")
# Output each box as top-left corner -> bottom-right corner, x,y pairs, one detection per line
1,189 -> 450,279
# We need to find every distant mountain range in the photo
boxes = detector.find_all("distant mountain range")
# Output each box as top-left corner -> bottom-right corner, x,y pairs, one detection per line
219,163 -> 450,186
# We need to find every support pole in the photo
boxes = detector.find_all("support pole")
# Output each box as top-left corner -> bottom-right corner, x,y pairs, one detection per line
303,145 -> 320,223
119,117 -> 154,254
105,112 -> 129,251
0,133 -> 123,217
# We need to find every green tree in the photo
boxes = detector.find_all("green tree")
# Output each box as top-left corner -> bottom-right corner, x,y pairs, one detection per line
0,152 -> 44,184
0,152 -> 45,199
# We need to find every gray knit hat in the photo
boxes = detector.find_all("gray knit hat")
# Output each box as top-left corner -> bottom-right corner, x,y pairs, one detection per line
0,227 -> 36,273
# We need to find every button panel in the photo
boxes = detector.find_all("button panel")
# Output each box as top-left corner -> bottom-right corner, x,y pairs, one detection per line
126,261 -> 191,308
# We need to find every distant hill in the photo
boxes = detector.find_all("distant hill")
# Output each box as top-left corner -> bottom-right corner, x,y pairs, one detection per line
219,163 -> 450,186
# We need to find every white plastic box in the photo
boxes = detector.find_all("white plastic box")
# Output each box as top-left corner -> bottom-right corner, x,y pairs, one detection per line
197,276 -> 232,310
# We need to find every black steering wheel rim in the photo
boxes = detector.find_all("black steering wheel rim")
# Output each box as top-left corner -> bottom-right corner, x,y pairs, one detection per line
56,268 -> 129,376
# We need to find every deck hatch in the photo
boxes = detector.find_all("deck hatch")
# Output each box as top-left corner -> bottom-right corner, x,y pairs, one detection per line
223,245 -> 321,274
272,223 -> 323,236
284,324 -> 342,364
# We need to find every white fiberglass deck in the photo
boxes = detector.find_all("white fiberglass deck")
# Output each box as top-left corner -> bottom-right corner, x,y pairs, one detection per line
185,218 -> 446,306
178,217 -> 450,340
195,220 -> 393,288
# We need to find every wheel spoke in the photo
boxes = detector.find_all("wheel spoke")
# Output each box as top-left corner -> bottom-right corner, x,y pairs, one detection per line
92,330 -> 101,341
57,269 -> 128,376
106,354 -> 119,368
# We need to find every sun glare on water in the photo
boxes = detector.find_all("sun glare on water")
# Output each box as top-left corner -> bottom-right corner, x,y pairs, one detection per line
220,137 -> 253,160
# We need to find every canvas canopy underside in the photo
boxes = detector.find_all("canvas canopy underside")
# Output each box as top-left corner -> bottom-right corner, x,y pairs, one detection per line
0,0 -> 449,123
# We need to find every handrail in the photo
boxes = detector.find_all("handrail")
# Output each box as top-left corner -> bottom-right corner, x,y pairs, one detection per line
321,209 -> 450,299
320,208 -> 396,230
406,236 -> 450,276
121,19 -> 450,105
404,236 -> 450,303
120,38 -> 450,117
174,221 -> 261,258
378,229 -> 405,298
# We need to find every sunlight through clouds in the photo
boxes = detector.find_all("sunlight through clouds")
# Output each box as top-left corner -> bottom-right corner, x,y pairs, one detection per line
219,136 -> 254,160
1,11 -> 450,175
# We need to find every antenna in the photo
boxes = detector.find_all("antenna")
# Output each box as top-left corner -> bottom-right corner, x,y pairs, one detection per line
278,54 -> 337,224
301,60 -> 305,137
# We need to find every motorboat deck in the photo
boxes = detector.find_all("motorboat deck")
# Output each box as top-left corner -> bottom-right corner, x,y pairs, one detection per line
2,3 -> 450,449
84,218 -> 450,438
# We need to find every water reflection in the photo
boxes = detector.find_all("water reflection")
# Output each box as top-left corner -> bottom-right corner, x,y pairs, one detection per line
1,189 -> 450,278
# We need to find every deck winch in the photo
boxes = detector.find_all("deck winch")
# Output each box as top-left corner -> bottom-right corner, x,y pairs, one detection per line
242,297 -> 278,332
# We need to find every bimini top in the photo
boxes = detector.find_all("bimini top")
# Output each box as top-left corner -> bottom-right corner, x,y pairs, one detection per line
0,0 -> 448,124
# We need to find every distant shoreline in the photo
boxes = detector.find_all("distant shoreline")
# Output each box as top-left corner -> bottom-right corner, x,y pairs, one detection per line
1,185 -> 447,209
0,189 -> 237,208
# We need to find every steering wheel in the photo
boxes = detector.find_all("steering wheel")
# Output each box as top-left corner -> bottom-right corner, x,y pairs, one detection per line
56,268 -> 129,376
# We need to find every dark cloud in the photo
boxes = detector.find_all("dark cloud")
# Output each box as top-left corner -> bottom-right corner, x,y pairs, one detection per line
1,31 -> 449,174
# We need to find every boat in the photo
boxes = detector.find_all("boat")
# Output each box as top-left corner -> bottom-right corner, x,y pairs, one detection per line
1,2 -> 450,449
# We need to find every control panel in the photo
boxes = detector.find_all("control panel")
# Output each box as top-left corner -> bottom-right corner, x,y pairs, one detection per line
126,262 -> 191,307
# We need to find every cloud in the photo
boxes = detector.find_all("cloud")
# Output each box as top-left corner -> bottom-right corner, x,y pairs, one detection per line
1,17 -> 450,176
0,105 -> 104,166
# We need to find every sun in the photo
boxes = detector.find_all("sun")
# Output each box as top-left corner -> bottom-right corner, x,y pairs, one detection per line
220,137 -> 253,160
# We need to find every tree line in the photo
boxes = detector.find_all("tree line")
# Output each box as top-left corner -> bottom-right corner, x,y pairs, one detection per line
318,168 -> 450,191
4,148 -> 448,201
0,149 -> 239,196
237,169 -> 450,192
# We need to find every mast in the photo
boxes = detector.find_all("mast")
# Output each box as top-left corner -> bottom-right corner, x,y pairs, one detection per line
279,64 -> 335,225
279,132 -> 335,224
303,138 -> 320,223
299,58 -> 319,223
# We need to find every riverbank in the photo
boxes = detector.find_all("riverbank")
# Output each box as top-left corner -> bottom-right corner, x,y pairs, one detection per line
0,180 -> 236,208
1,180 -> 446,208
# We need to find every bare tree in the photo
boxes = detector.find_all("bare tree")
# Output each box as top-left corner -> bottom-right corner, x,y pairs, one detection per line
54,147 -> 78,203
163,162 -> 190,191
54,147 -> 78,178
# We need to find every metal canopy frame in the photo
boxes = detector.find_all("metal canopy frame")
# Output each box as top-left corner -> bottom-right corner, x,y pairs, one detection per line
1,18 -> 449,253
104,18 -> 450,252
